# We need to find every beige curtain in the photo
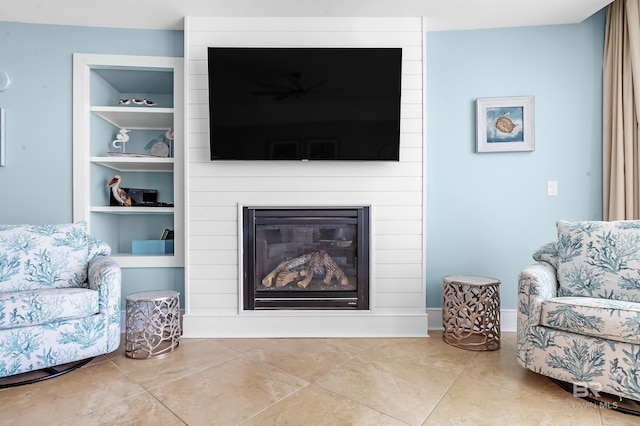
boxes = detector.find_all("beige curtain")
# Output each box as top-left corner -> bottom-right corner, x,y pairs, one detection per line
604,0 -> 640,220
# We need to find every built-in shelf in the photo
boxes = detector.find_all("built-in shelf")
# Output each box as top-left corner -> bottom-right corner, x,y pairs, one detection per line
91,106 -> 173,130
112,254 -> 181,268
91,156 -> 174,172
91,206 -> 174,214
73,54 -> 184,269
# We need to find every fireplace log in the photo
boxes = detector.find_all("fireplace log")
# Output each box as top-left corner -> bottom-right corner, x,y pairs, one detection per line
275,271 -> 302,288
261,250 -> 349,288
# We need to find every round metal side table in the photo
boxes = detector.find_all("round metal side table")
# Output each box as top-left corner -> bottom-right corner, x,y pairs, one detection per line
442,275 -> 500,351
125,290 -> 181,359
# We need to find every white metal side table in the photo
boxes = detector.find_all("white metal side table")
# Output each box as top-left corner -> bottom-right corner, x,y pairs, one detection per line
125,290 -> 181,359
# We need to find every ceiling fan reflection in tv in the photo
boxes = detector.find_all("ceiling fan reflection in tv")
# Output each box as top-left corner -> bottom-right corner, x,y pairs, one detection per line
251,72 -> 330,101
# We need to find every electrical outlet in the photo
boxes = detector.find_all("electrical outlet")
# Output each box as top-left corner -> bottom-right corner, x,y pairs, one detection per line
547,180 -> 558,196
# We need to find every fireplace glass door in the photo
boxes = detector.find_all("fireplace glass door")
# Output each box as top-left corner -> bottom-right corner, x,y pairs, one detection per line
243,207 -> 370,310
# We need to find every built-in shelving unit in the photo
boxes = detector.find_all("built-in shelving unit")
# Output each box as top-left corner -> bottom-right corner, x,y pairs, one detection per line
73,54 -> 184,268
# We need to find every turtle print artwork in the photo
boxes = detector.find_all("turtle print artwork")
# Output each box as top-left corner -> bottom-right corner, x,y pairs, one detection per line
495,115 -> 516,134
487,107 -> 523,142
476,96 -> 535,153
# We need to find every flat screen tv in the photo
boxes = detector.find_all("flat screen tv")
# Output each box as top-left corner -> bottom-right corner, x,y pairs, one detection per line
208,47 -> 402,161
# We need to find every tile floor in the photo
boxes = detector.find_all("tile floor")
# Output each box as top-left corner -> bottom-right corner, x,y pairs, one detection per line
0,331 -> 638,425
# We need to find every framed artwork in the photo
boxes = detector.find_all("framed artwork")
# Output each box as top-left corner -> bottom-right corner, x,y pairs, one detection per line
0,108 -> 5,166
476,96 -> 534,153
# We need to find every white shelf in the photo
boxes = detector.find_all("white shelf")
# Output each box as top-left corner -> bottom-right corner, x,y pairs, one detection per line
91,106 -> 173,129
91,206 -> 174,214
91,156 -> 174,172
112,254 -> 182,268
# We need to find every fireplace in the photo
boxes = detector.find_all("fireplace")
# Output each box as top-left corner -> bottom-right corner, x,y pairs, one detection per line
242,207 -> 370,310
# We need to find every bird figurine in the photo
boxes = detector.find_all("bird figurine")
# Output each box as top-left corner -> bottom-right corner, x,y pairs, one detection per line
145,135 -> 170,157
145,129 -> 174,158
107,175 -> 131,206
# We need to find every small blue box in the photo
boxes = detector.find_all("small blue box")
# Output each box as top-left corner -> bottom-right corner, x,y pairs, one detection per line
132,240 -> 174,254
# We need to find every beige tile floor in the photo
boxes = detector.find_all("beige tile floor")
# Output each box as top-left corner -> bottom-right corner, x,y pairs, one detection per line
0,331 -> 638,425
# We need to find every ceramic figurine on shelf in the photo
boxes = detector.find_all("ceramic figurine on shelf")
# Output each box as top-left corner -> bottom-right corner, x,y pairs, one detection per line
145,129 -> 173,157
107,175 -> 131,206
119,98 -> 156,106
112,128 -> 130,152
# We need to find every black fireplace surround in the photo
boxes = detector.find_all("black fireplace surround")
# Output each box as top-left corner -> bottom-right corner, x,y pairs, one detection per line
243,207 -> 370,310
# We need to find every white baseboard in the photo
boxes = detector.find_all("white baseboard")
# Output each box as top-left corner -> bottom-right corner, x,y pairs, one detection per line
120,309 -> 516,336
425,308 -> 516,332
182,312 -> 430,338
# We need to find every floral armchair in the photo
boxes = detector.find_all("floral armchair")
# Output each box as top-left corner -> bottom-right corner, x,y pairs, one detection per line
0,222 -> 120,383
517,219 -> 640,402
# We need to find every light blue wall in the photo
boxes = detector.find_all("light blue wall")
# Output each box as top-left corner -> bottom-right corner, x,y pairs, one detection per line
0,21 -> 183,223
0,14 -> 607,312
0,21 -> 185,307
426,10 -> 606,309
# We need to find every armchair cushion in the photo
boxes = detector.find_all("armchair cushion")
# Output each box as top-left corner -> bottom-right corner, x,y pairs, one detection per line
532,241 -> 559,269
556,219 -> 640,301
0,288 -> 99,329
0,223 -> 90,292
88,234 -> 111,259
540,297 -> 640,345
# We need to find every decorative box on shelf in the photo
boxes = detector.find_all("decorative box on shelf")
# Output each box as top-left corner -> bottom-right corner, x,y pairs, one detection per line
132,240 -> 174,254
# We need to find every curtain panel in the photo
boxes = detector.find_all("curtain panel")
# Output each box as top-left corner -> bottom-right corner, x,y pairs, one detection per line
603,0 -> 640,220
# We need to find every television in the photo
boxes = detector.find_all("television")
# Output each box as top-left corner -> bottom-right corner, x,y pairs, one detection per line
207,47 -> 402,161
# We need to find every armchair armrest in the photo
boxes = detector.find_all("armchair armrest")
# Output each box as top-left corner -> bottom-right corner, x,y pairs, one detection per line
518,262 -> 557,327
517,262 -> 557,368
88,255 -> 121,333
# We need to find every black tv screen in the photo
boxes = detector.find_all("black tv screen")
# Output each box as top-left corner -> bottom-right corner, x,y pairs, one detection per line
208,47 -> 402,161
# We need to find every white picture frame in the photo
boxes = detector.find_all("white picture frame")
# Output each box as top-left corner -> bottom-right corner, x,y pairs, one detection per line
476,96 -> 535,153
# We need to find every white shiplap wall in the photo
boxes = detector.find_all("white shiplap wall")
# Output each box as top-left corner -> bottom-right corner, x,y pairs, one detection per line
183,17 -> 428,337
